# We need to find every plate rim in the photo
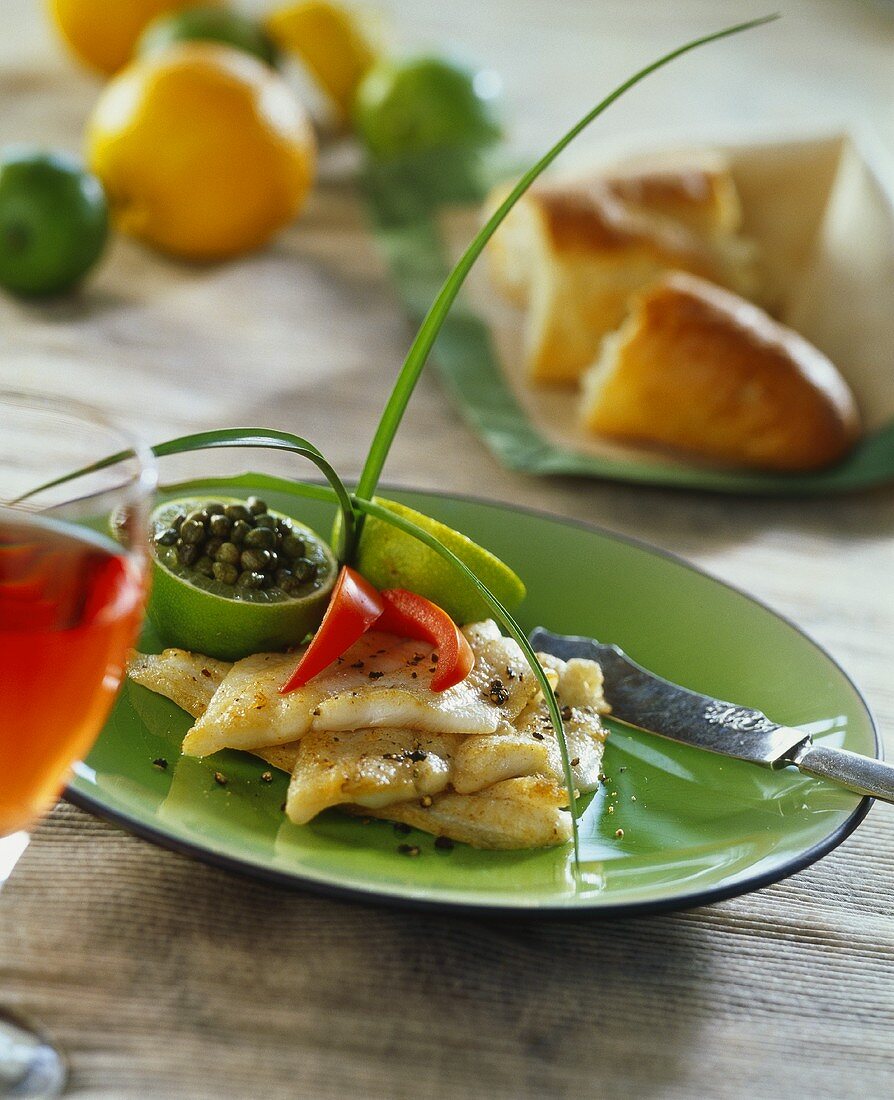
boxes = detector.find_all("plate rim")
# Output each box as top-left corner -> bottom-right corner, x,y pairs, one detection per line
65,484 -> 880,917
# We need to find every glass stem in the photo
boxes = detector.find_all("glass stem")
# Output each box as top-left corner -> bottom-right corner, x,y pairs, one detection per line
0,832 -> 68,1097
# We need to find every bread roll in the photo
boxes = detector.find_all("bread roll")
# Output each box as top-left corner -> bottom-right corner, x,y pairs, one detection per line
601,160 -> 743,238
581,273 -> 861,472
485,162 -> 757,384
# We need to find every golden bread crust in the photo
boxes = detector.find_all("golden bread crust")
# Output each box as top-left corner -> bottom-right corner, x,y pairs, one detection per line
484,161 -> 758,385
582,273 -> 861,471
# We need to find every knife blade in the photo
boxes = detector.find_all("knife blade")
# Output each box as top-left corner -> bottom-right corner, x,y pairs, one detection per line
529,627 -> 893,803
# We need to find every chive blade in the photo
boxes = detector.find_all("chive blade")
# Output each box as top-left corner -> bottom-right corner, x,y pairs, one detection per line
13,428 -> 358,564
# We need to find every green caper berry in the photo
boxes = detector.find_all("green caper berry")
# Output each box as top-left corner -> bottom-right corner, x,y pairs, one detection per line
253,513 -> 277,530
184,509 -> 206,525
171,513 -> 186,531
274,568 -> 293,586
213,562 -> 239,585
177,543 -> 200,566
194,555 -> 215,578
204,537 -> 224,558
247,496 -> 267,515
282,534 -> 305,559
156,527 -> 179,547
276,519 -> 292,535
209,514 -> 231,537
292,557 -> 317,583
267,551 -> 280,570
279,575 -> 304,595
241,547 -> 272,572
230,519 -> 251,544
180,519 -> 205,545
244,526 -> 275,550
215,542 -> 241,565
237,570 -> 265,589
204,502 -> 226,516
224,503 -> 252,523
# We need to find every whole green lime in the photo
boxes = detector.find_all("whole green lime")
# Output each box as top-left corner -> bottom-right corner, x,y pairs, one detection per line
353,56 -> 501,159
0,149 -> 108,297
147,497 -> 337,661
348,498 -> 525,624
137,6 -> 278,67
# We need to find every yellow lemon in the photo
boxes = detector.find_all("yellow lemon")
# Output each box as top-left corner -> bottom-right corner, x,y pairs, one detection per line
86,43 -> 317,261
266,1 -> 377,117
48,0 -> 221,76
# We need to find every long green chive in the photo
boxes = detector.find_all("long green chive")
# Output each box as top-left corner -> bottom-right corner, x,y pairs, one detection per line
15,428 -> 358,564
354,15 -> 778,510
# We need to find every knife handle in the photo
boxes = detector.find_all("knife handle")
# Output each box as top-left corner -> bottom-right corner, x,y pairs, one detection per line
793,744 -> 894,803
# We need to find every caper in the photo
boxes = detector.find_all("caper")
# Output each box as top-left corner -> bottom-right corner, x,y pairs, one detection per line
247,496 -> 267,515
244,526 -> 275,550
292,557 -> 317,583
253,513 -> 277,530
224,503 -> 252,524
237,570 -> 265,589
171,513 -> 186,532
204,502 -> 226,516
180,519 -> 205,545
177,543 -> 200,566
205,537 -> 224,559
241,547 -> 273,572
267,551 -> 280,570
194,555 -> 215,578
184,510 -> 207,526
213,561 -> 239,585
230,519 -> 251,544
282,534 -> 305,559
279,575 -> 304,595
215,541 -> 241,566
156,527 -> 179,547
209,514 -> 231,538
274,568 -> 293,587
277,519 -> 293,536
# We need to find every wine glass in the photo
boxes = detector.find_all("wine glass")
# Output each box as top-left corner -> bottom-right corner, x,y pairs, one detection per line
0,391 -> 156,1098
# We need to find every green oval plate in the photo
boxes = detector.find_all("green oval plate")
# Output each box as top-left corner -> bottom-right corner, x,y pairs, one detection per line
67,481 -> 878,915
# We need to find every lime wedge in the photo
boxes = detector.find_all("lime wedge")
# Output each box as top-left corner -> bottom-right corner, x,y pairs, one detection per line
351,498 -> 525,624
147,497 -> 336,660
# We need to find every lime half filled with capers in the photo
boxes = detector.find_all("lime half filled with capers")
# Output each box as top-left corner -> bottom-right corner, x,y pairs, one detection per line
148,496 -> 337,660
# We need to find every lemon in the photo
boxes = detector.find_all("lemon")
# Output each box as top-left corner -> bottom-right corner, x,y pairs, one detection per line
147,498 -> 337,661
0,148 -> 108,296
48,0 -> 222,76
138,6 -> 278,68
350,499 -> 526,624
353,56 -> 501,159
86,43 -> 316,261
266,1 -> 377,117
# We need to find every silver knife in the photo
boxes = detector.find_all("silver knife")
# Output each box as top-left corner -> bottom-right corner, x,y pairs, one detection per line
529,627 -> 893,803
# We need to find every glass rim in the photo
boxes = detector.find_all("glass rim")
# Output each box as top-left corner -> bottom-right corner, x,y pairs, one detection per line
0,387 -> 158,510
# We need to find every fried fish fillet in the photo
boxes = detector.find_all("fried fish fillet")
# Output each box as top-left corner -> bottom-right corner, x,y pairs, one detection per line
451,653 -> 608,794
127,649 -> 231,718
282,650 -> 607,826
127,623 -> 609,850
284,729 -> 461,824
351,777 -> 573,849
181,623 -> 539,758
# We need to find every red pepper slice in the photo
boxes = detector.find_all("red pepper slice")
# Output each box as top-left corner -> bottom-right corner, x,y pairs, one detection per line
377,588 -> 474,692
280,565 -> 384,693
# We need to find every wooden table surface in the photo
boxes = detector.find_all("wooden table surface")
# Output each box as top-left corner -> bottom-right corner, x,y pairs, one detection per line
2,1 -> 893,1097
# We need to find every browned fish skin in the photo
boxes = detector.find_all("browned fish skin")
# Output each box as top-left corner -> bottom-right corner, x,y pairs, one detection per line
127,622 -> 608,849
